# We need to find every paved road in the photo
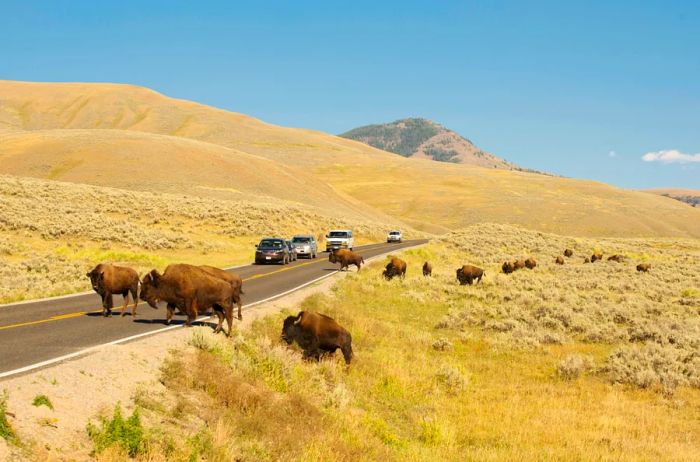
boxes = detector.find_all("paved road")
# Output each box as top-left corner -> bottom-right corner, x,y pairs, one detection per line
0,240 -> 426,377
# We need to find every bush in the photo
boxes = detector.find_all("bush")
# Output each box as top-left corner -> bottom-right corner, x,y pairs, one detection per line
31,394 -> 54,410
0,391 -> 18,445
87,403 -> 144,457
557,354 -> 594,380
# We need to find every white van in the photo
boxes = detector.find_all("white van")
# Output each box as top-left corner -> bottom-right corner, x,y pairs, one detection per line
325,230 -> 353,252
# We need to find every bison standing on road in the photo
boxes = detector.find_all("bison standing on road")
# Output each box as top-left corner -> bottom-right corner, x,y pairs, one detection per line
282,311 -> 353,364
329,249 -> 364,272
198,265 -> 244,320
636,263 -> 652,272
383,257 -> 407,280
422,261 -> 432,277
140,264 -> 237,336
456,265 -> 485,285
564,249 -> 574,258
502,261 -> 515,274
86,263 -> 140,317
525,258 -> 537,269
555,256 -> 565,265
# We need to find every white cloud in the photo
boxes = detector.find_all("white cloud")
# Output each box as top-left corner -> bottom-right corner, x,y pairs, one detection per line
608,150 -> 617,158
641,149 -> 700,164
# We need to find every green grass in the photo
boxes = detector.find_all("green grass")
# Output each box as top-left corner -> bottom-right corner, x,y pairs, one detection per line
86,403 -> 144,458
31,394 -> 54,410
0,391 -> 18,445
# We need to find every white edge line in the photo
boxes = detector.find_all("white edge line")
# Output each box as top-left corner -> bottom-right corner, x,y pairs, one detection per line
0,243 -> 425,380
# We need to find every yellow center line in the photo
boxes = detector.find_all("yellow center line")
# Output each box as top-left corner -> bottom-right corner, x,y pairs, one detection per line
0,242 -> 403,331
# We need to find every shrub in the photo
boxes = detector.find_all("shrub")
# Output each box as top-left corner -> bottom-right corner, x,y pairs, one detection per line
0,391 -> 18,445
31,394 -> 54,410
86,403 -> 144,457
557,354 -> 594,380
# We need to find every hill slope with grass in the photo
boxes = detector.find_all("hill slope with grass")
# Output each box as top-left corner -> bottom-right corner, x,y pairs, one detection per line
646,188 -> 700,208
340,117 -> 515,168
2,80 -> 700,238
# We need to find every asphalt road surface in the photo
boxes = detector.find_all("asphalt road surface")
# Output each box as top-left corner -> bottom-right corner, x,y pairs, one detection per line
0,240 -> 426,378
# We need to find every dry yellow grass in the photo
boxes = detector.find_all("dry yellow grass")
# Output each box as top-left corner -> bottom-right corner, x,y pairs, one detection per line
1,80 -> 699,238
69,224 -> 699,461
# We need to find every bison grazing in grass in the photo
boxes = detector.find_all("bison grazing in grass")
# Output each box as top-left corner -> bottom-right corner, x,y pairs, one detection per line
86,263 -> 140,317
502,261 -> 515,274
513,260 -> 526,271
525,258 -> 537,270
140,264 -> 237,336
583,257 -> 591,264
282,311 -> 353,364
422,261 -> 433,277
329,249 -> 364,272
198,265 -> 244,320
555,256 -> 565,265
608,254 -> 625,263
564,249 -> 574,258
383,257 -> 407,280
591,252 -> 603,263
456,265 -> 485,285
636,263 -> 652,273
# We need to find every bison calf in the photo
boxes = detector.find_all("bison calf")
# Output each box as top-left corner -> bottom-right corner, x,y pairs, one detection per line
329,249 -> 364,272
564,249 -> 574,258
608,254 -> 625,263
525,258 -> 537,270
422,261 -> 432,277
636,263 -> 651,272
513,260 -> 526,271
87,263 -> 140,317
383,257 -> 407,280
591,252 -> 603,263
456,265 -> 484,285
555,256 -> 565,265
502,261 -> 515,274
282,311 -> 353,364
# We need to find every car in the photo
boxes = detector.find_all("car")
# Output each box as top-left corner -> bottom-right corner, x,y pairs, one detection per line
291,235 -> 318,259
255,237 -> 291,265
387,230 -> 402,243
326,229 -> 353,252
285,240 -> 298,262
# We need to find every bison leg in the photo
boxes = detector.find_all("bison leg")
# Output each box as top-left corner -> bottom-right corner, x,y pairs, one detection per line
224,301 -> 234,337
341,344 -> 353,365
102,292 -> 113,316
212,307 -> 225,334
130,287 -> 139,316
166,304 -> 176,324
234,293 -> 243,321
120,292 -> 129,317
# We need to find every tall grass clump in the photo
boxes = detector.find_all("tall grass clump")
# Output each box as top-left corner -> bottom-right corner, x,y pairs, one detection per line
86,404 -> 144,457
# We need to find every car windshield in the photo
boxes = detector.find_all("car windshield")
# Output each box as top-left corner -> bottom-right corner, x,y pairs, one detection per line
329,231 -> 349,238
292,237 -> 312,243
259,239 -> 284,248
390,231 -> 400,235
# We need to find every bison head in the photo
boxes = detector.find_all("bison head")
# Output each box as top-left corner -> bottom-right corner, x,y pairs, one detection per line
139,270 -> 162,309
328,252 -> 337,263
281,313 -> 302,344
87,268 -> 105,294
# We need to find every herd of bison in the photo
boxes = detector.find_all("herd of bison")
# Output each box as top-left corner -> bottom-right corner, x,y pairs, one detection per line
85,247 -> 651,365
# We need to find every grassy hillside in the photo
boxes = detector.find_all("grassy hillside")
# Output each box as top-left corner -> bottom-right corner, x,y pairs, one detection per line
74,224 -> 699,461
646,188 -> 700,208
0,175 -> 405,303
340,117 -> 514,168
1,80 -> 700,238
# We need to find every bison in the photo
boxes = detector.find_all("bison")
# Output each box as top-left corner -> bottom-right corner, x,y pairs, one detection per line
197,265 -> 244,320
140,264 -> 237,336
564,249 -> 574,258
329,249 -> 364,272
583,257 -> 591,264
86,263 -> 140,317
555,256 -> 565,265
456,265 -> 485,285
281,311 -> 353,364
608,254 -> 625,263
591,252 -> 603,263
525,258 -> 537,270
422,261 -> 433,277
502,261 -> 515,274
513,260 -> 526,271
383,257 -> 407,280
636,263 -> 652,273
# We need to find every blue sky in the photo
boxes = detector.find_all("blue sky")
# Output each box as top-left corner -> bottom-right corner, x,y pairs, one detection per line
1,1 -> 698,189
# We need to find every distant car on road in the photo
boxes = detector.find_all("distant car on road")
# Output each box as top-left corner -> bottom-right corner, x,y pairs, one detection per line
387,230 -> 402,243
325,229 -> 354,252
291,235 -> 318,259
285,240 -> 298,262
255,238 -> 291,265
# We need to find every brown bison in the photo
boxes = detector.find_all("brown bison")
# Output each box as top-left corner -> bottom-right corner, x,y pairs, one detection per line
591,252 -> 603,263
564,249 -> 574,258
583,257 -> 591,264
456,265 -> 485,285
422,261 -> 432,277
502,261 -> 515,274
197,265 -> 244,320
636,263 -> 652,272
383,257 -> 407,280
608,254 -> 625,263
525,258 -> 537,270
282,311 -> 353,364
555,256 -> 565,265
86,263 -> 140,317
513,260 -> 526,271
329,249 -> 364,272
140,264 -> 236,336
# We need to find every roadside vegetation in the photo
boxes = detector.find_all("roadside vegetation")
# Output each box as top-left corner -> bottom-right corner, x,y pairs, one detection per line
78,224 -> 698,461
0,175 -> 408,303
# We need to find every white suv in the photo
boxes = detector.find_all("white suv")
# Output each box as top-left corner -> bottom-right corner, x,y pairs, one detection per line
326,230 -> 353,252
387,230 -> 402,243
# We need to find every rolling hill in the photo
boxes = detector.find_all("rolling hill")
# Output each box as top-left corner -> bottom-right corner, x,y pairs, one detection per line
1,80 -> 700,238
646,188 -> 700,208
340,117 -> 515,168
